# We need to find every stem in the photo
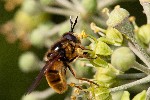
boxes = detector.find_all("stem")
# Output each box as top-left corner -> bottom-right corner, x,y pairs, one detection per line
116,73 -> 147,79
30,88 -> 55,99
146,87 -> 150,100
110,75 -> 150,92
128,42 -> 150,68
129,16 -> 139,30
43,6 -> 77,16
46,21 -> 68,36
71,0 -> 86,15
55,0 -> 75,11
133,61 -> 150,75
22,88 -> 55,100
90,22 -> 107,33
98,0 -> 118,10
87,34 -> 97,43
139,0 -> 150,24
91,16 -> 107,27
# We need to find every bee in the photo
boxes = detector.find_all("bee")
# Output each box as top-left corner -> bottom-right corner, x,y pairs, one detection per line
26,16 -> 98,94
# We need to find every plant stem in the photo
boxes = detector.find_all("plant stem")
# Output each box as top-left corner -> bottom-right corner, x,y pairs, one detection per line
128,42 -> 150,68
55,0 -> 75,11
146,86 -> 150,100
46,21 -> 69,37
116,73 -> 147,79
110,75 -> 150,92
71,0 -> 86,15
90,22 -> 107,33
43,6 -> 77,16
139,0 -> 150,24
133,61 -> 150,75
31,88 -> 55,99
91,16 -> 107,27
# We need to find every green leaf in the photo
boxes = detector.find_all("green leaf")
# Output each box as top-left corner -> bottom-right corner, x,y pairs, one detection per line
132,90 -> 146,100
90,57 -> 108,68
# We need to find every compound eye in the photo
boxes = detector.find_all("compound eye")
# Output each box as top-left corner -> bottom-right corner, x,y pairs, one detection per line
63,33 -> 78,42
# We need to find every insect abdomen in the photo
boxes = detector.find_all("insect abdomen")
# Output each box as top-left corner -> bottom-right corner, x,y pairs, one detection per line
45,61 -> 68,94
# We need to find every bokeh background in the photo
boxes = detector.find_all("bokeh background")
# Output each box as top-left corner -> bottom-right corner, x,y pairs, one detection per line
0,0 -> 147,100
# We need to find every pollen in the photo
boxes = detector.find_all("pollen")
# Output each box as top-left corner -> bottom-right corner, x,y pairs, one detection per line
69,82 -> 76,87
78,30 -> 88,39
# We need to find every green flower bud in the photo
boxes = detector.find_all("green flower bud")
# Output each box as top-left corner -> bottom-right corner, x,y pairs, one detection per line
82,0 -> 97,15
95,64 -> 120,78
137,24 -> 150,45
22,0 -> 41,15
111,47 -> 136,72
89,86 -> 112,100
94,64 -> 118,86
132,90 -> 146,100
106,6 -> 133,38
19,52 -> 40,73
30,23 -> 53,48
14,10 -> 48,32
95,74 -> 113,84
121,91 -> 130,100
90,39 -> 112,56
106,6 -> 129,27
111,91 -> 124,100
106,27 -> 123,46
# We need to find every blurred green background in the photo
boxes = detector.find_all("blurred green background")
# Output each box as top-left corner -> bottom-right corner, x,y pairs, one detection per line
0,1 -> 69,100
0,0 -> 147,100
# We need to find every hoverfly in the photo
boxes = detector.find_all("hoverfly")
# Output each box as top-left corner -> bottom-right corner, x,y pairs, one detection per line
26,16 -> 98,94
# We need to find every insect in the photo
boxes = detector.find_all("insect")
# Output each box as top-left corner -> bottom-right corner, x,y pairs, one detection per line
26,16 -> 98,94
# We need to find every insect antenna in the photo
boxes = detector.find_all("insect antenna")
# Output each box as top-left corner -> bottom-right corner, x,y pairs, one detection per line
70,16 -> 78,32
70,16 -> 73,32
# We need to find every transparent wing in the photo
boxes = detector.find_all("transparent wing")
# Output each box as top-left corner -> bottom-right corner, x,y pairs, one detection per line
26,54 -> 61,95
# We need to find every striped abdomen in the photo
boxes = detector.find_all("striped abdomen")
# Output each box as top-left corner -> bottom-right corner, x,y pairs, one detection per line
45,61 -> 67,94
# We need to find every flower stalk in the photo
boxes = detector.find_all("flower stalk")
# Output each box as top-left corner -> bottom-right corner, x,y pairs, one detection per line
110,75 -> 150,92
116,73 -> 147,79
132,61 -> 150,75
139,0 -> 150,24
128,42 -> 150,68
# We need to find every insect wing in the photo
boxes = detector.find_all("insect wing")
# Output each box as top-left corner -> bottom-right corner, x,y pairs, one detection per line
26,54 -> 61,95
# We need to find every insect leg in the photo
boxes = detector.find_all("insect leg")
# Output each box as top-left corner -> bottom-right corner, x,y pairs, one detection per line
65,63 -> 99,86
75,43 -> 86,50
68,82 -> 83,90
75,43 -> 97,59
